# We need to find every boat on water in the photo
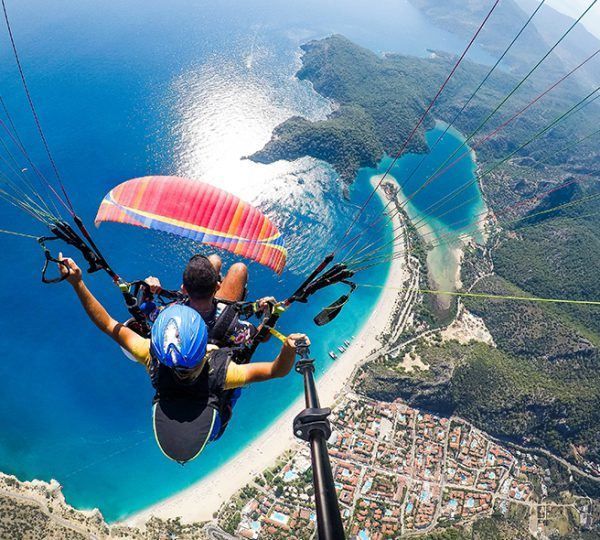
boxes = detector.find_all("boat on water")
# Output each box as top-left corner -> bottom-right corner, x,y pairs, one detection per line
328,351 -> 338,360
343,340 -> 351,347
337,346 -> 346,353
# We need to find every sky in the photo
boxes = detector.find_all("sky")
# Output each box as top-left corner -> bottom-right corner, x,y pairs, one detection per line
545,0 -> 600,38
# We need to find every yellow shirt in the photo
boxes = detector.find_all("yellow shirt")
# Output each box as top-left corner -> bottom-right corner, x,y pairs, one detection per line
129,336 -> 247,390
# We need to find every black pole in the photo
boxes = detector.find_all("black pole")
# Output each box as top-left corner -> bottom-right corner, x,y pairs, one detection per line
293,345 -> 345,540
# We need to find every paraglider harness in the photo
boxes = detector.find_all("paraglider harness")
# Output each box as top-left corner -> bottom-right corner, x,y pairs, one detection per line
36,218 -> 358,362
127,279 -> 266,363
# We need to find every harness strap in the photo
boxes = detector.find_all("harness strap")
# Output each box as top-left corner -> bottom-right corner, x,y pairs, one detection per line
209,302 -> 240,345
268,326 -> 287,343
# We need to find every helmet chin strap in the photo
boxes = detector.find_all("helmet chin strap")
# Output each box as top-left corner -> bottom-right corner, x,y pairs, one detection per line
172,359 -> 208,382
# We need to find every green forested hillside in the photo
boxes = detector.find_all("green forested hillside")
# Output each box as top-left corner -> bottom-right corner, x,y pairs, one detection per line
466,276 -> 596,358
251,107 -> 384,182
493,186 -> 600,337
251,35 -> 600,185
359,334 -> 600,466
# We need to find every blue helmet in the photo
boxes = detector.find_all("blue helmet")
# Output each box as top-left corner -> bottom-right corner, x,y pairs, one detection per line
150,304 -> 208,370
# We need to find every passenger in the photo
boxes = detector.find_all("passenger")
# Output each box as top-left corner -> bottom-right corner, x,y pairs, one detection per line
143,253 -> 272,348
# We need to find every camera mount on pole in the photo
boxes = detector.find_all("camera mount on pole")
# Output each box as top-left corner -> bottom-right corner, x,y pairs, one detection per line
293,340 -> 346,540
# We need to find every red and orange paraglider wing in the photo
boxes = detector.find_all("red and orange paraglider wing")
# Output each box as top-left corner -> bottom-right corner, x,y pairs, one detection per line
95,176 -> 287,274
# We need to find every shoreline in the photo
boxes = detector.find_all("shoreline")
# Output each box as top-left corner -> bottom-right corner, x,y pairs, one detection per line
124,175 -> 409,527
395,123 -> 487,299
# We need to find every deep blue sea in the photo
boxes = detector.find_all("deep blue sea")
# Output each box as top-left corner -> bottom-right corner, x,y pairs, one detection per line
0,0 -> 484,521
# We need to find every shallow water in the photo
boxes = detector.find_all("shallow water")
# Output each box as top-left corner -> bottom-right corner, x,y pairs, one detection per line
361,122 -> 485,295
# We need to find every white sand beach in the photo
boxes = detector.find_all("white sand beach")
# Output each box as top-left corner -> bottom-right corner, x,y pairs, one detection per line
125,176 -> 408,527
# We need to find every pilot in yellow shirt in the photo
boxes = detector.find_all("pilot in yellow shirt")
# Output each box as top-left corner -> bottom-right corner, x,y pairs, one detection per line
128,336 -> 247,390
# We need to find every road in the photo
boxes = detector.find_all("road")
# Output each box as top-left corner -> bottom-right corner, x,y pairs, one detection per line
204,523 -> 238,540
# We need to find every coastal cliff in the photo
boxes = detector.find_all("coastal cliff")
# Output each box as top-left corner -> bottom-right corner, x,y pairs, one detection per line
250,34 -> 599,189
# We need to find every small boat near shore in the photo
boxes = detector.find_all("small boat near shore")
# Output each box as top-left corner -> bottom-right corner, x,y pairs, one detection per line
337,346 -> 346,353
328,351 -> 338,360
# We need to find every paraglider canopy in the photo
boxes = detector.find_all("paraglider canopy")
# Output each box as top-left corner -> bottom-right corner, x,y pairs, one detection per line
95,176 -> 287,274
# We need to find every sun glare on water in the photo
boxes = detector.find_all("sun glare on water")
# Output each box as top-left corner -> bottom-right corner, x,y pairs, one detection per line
166,51 -> 342,272
171,58 -> 303,203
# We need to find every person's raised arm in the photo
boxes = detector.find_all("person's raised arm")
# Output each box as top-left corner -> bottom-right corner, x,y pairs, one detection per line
229,334 -> 309,387
59,254 -> 150,365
